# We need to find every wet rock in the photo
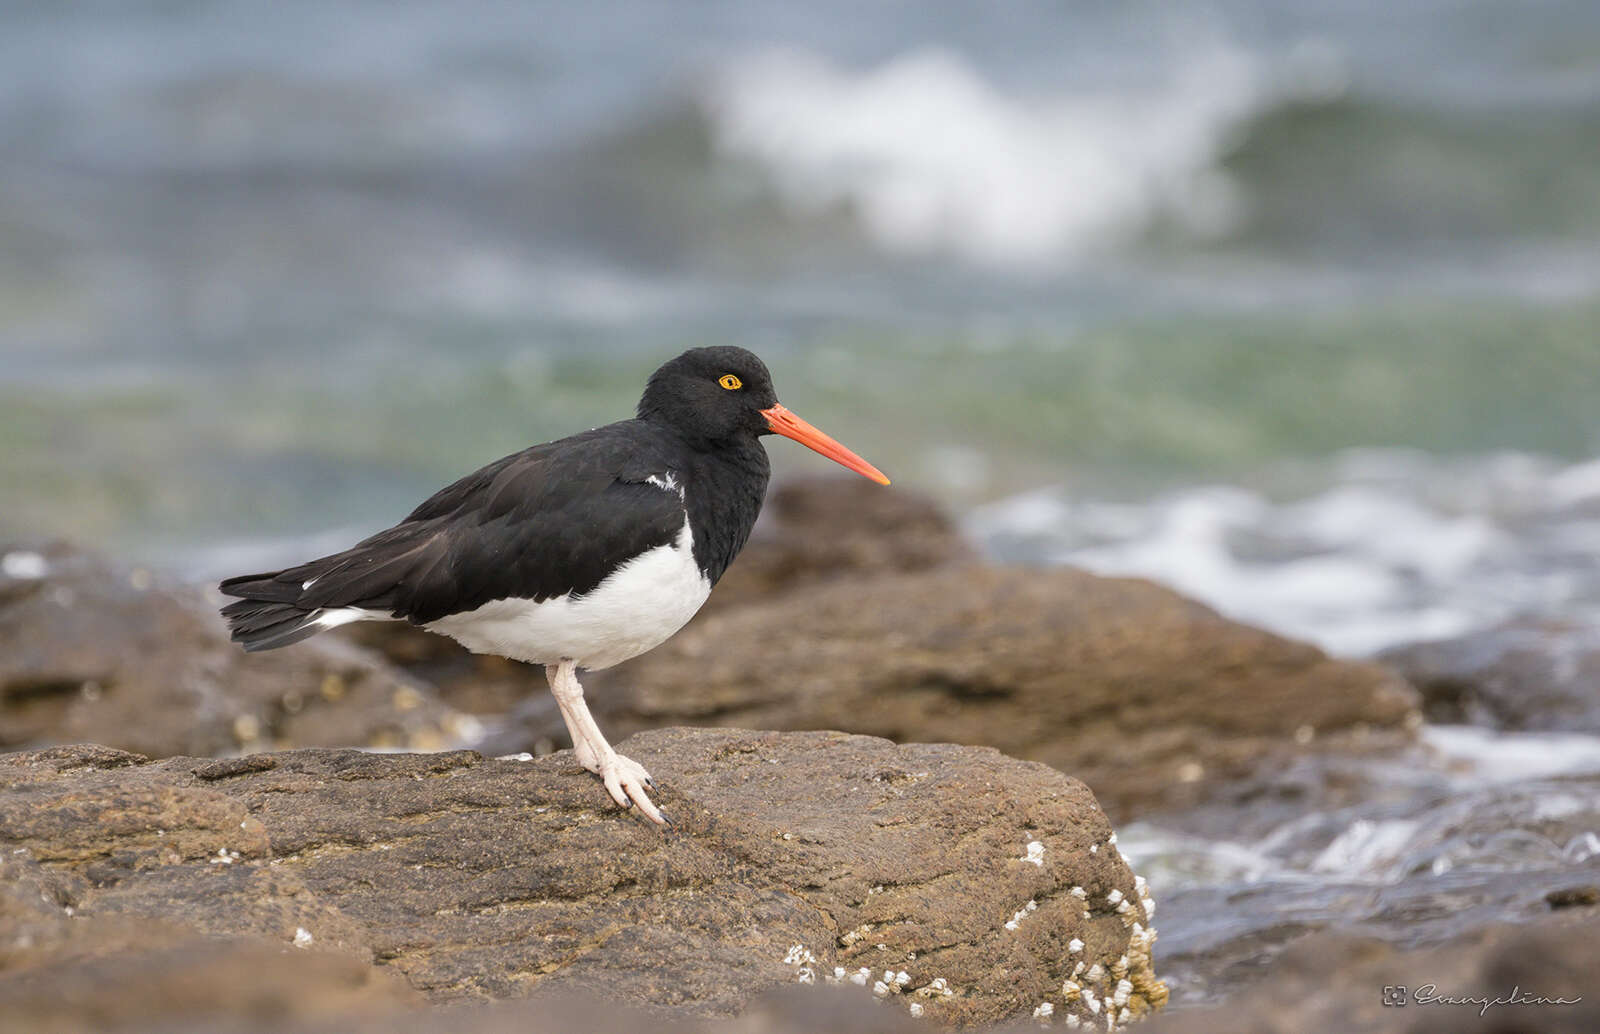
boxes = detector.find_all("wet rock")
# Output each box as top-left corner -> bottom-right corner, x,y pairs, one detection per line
1381,619 -> 1600,733
0,729 -> 1166,1029
0,543 -> 475,757
340,477 -> 974,716
1108,720 -> 1600,1008
1139,915 -> 1600,1034
518,566 -> 1420,821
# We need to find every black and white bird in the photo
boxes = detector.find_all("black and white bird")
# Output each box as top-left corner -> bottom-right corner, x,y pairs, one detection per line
218,346 -> 888,824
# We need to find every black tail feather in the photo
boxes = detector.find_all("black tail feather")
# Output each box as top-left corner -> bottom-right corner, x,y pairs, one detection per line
218,570 -> 305,603
219,597 -> 326,652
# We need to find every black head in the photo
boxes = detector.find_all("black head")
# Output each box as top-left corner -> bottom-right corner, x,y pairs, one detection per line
636,346 -> 779,443
637,346 -> 891,484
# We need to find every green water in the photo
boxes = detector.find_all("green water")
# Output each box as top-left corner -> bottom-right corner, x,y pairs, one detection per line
5,296 -> 1596,560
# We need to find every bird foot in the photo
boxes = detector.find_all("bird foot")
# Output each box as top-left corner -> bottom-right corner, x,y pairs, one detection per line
580,747 -> 667,826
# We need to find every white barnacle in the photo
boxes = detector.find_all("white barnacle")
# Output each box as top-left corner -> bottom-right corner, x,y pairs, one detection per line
927,977 -> 952,997
1023,840 -> 1046,867
873,980 -> 891,997
831,966 -> 847,983
1105,889 -> 1123,906
1112,978 -> 1132,1008
1084,990 -> 1101,1014
1006,898 -> 1038,931
909,1002 -> 925,1019
850,967 -> 872,987
292,927 -> 313,948
1107,832 -> 1118,846
783,943 -> 816,966
1086,963 -> 1105,983
895,971 -> 911,986
1064,1015 -> 1081,1029
796,967 -> 815,985
1061,979 -> 1081,1001
1068,937 -> 1084,953
1033,1001 -> 1054,1022
1089,843 -> 1098,854
1069,886 -> 1088,900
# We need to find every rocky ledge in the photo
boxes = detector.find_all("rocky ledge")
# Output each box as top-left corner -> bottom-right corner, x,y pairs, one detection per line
0,727 -> 1165,1030
0,542 -> 473,758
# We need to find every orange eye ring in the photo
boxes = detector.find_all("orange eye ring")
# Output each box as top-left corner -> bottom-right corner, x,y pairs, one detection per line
719,374 -> 742,390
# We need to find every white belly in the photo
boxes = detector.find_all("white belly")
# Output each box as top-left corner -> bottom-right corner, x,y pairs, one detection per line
422,517 -> 710,671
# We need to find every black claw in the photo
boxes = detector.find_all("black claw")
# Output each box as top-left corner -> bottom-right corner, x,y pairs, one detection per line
659,812 -> 673,829
645,777 -> 658,790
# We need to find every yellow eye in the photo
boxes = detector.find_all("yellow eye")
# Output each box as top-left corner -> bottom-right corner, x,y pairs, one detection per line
719,374 -> 742,390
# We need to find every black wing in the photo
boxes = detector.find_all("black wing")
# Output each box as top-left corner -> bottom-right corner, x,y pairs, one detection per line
219,421 -> 689,635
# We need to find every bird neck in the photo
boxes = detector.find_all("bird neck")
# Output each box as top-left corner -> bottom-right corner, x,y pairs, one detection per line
682,436 -> 770,586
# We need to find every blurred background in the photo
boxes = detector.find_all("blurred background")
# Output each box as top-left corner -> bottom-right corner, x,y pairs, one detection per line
3,0 -> 1599,658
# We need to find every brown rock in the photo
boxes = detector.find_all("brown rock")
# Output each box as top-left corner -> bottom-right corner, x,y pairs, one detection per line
1381,619 -> 1600,733
701,476 -> 979,614
0,543 -> 475,757
0,729 -> 1166,1029
552,567 -> 1419,821
0,938 -> 419,1034
1138,915 -> 1600,1034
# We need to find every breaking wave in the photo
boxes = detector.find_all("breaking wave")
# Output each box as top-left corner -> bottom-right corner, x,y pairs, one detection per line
702,45 -> 1270,265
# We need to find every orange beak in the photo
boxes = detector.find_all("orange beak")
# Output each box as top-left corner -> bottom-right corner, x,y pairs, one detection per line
761,404 -> 890,486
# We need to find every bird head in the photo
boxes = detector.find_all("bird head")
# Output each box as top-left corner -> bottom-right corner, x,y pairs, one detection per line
638,346 -> 889,485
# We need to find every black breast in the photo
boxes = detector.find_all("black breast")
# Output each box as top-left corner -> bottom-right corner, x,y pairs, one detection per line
682,439 -> 770,586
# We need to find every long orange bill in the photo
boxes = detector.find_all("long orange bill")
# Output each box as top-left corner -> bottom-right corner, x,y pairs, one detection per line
761,403 -> 890,486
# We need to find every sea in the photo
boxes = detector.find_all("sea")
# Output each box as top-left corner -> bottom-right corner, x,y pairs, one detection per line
2,0 -> 1598,1007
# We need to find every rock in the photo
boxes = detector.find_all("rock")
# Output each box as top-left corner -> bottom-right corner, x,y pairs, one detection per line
699,476 -> 979,615
513,566 -> 1419,821
0,543 -> 476,757
0,938 -> 420,1034
1381,619 -> 1600,733
0,729 -> 1165,1029
339,477 -> 975,717
1138,915 -> 1600,1034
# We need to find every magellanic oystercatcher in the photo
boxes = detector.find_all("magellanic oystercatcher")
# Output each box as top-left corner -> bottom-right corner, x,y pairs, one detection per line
219,346 -> 888,825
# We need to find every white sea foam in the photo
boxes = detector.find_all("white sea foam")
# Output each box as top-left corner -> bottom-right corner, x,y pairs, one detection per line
1422,725 -> 1600,785
704,46 -> 1263,265
968,451 -> 1600,657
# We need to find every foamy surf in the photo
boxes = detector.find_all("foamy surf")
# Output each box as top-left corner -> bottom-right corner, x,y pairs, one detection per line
968,450 -> 1600,657
703,45 -> 1263,265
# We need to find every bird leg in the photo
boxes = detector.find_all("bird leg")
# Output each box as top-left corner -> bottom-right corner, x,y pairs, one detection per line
544,661 -> 666,825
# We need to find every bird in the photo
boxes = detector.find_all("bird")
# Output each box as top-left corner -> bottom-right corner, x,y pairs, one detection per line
218,346 -> 888,825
